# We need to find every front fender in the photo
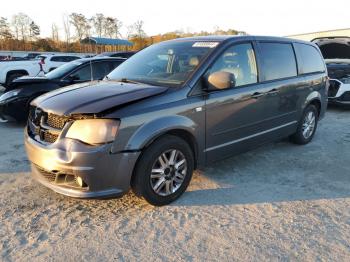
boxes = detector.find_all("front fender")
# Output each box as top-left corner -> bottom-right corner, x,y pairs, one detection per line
128,115 -> 197,150
112,115 -> 198,153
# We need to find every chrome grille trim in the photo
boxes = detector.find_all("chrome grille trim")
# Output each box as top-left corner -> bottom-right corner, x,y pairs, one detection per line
28,106 -> 68,144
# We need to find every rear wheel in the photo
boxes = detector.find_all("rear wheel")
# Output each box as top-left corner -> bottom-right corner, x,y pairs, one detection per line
132,135 -> 194,206
290,104 -> 318,145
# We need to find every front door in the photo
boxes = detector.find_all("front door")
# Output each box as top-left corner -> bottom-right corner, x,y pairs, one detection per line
204,42 -> 283,162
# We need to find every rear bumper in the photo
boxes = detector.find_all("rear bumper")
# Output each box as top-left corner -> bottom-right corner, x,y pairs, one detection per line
25,131 -> 140,198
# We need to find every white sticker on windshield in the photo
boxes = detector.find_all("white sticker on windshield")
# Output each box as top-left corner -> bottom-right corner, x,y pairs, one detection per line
192,42 -> 219,48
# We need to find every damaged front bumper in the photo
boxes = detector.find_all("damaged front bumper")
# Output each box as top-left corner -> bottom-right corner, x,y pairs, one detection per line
25,131 -> 140,198
328,79 -> 350,106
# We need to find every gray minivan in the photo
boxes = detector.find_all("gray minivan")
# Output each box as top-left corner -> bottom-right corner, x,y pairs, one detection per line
25,36 -> 328,206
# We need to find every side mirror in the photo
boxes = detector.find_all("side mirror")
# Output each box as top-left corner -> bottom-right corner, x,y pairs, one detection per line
66,75 -> 80,83
206,71 -> 236,91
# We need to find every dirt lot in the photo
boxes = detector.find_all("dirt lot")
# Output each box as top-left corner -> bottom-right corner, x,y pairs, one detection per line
0,103 -> 349,261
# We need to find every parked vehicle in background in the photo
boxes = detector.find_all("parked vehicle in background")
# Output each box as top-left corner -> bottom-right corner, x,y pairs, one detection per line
312,37 -> 350,106
24,53 -> 42,60
0,57 -> 125,122
25,36 -> 327,206
96,51 -> 137,59
0,54 -> 83,88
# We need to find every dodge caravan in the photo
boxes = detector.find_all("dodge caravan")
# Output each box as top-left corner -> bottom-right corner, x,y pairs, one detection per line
25,36 -> 328,206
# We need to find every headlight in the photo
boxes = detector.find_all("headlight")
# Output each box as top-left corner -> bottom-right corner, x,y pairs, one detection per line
65,119 -> 120,145
0,89 -> 20,102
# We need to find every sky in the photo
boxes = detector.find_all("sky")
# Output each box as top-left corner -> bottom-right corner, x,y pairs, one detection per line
2,0 -> 350,38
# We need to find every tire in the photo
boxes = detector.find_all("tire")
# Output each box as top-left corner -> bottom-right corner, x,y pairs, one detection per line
290,104 -> 319,145
132,135 -> 194,206
5,72 -> 26,86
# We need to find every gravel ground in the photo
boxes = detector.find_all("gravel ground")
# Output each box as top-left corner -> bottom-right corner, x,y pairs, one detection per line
0,105 -> 349,261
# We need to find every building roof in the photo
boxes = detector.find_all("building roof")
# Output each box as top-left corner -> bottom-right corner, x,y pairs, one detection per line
81,37 -> 133,46
287,28 -> 350,41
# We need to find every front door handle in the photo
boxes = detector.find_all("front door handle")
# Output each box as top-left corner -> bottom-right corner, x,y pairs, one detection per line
251,92 -> 265,99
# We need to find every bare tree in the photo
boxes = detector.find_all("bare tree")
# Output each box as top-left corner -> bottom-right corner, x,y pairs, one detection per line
51,23 -> 59,42
29,21 -> 40,40
104,17 -> 122,38
85,19 -> 92,38
0,17 -> 12,39
11,13 -> 32,41
128,20 -> 146,49
91,13 -> 105,38
128,20 -> 146,39
134,20 -> 146,39
62,14 -> 71,48
69,13 -> 89,40
126,24 -> 134,39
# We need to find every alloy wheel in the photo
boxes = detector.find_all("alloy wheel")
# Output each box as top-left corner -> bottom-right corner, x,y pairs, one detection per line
302,111 -> 316,139
150,149 -> 187,196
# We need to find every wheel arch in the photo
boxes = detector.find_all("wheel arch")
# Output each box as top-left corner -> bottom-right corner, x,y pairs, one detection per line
143,129 -> 199,169
6,70 -> 29,82
117,115 -> 200,169
303,91 -> 322,116
129,130 -> 198,194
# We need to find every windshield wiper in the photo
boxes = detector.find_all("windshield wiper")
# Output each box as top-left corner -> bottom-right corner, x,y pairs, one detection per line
116,78 -> 144,85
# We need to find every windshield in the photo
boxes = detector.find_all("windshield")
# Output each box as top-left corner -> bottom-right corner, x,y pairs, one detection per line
45,60 -> 83,79
35,55 -> 47,60
107,40 -> 219,87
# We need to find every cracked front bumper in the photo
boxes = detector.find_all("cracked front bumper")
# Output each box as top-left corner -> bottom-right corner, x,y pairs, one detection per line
25,131 -> 140,198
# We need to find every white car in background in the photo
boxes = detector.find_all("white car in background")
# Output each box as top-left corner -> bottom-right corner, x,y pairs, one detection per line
312,37 -> 350,106
0,54 -> 83,89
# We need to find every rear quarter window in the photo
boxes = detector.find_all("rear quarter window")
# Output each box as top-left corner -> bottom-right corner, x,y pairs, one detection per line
294,43 -> 325,74
259,42 -> 297,81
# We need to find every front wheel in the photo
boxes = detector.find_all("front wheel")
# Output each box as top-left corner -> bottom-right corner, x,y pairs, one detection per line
290,104 -> 319,145
132,135 -> 194,206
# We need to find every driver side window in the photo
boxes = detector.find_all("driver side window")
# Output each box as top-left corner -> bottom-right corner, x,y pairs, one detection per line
69,65 -> 91,81
210,43 -> 258,87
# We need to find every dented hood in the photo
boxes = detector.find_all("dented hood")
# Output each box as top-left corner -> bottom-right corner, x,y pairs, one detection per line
32,80 -> 168,116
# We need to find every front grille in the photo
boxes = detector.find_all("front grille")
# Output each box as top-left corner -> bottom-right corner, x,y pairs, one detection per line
47,113 -> 69,129
28,106 -> 69,144
44,131 -> 59,144
328,80 -> 341,97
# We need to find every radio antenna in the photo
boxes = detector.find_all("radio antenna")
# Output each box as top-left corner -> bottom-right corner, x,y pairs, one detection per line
89,36 -> 93,82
